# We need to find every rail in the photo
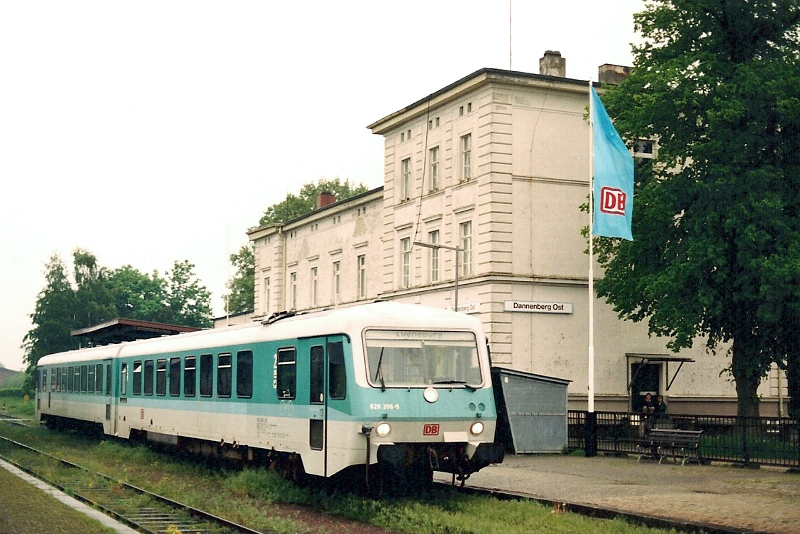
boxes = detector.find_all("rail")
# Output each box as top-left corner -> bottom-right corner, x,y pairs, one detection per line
568,410 -> 800,468
0,435 -> 265,534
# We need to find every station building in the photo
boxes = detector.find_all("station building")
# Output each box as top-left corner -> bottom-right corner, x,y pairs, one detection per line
247,52 -> 789,416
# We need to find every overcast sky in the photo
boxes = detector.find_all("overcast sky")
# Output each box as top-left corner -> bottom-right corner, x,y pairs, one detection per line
0,0 -> 643,371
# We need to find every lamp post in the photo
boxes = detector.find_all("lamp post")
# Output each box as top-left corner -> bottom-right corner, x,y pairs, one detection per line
414,241 -> 462,312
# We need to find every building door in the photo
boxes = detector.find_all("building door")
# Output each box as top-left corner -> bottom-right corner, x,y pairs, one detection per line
630,362 -> 661,412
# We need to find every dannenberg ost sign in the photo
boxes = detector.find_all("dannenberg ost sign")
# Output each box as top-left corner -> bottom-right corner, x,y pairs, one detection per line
504,300 -> 573,314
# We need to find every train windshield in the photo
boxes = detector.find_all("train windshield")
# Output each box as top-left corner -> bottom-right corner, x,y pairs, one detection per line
364,329 -> 482,388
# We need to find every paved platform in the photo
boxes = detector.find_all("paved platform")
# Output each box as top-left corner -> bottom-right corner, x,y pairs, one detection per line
435,454 -> 800,533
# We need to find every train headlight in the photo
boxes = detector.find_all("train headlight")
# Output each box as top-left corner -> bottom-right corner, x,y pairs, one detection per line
470,421 -> 485,436
423,387 -> 439,403
376,422 -> 392,437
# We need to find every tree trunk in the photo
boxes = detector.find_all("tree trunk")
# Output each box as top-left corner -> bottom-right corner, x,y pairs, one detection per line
731,337 -> 761,418
787,350 -> 800,419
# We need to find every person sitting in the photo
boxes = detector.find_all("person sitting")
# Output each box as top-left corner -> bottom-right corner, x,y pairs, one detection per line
655,395 -> 667,418
641,392 -> 655,414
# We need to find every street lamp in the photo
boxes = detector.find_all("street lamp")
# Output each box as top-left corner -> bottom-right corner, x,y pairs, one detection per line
414,241 -> 462,312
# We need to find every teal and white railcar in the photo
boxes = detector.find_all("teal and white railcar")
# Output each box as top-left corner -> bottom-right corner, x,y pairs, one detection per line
36,302 -> 503,488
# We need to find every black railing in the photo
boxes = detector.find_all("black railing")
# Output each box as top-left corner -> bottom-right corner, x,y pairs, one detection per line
568,410 -> 800,468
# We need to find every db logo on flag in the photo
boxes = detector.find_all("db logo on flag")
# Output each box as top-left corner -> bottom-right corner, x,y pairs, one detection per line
599,187 -> 627,216
423,424 -> 440,436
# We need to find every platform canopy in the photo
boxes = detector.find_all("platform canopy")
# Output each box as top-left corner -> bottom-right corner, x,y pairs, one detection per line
71,318 -> 201,347
626,353 -> 695,391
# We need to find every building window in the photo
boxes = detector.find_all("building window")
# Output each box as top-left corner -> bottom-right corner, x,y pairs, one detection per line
460,221 -> 473,276
290,271 -> 297,310
401,237 -> 411,288
461,133 -> 472,181
333,261 -> 341,304
400,157 -> 412,201
311,267 -> 318,307
357,254 -> 366,299
429,146 -> 439,191
264,277 -> 270,315
428,230 -> 440,282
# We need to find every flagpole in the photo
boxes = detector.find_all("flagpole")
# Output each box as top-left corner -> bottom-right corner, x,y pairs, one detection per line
588,80 -> 595,415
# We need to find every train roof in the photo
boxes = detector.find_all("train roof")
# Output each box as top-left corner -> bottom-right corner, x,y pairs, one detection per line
37,302 -> 485,366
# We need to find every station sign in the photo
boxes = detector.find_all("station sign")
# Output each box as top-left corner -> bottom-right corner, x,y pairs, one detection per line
503,300 -> 573,314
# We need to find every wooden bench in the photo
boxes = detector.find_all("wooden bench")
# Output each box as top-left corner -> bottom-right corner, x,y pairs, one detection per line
638,428 -> 703,465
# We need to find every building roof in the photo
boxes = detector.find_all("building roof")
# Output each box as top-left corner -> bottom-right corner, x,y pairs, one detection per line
367,67 -> 598,135
71,318 -> 202,346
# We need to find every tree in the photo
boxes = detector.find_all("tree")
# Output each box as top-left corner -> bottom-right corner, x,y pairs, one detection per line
72,249 -> 116,329
159,260 -> 213,328
107,265 -> 168,321
257,178 -> 368,227
596,0 -> 800,417
22,255 -> 76,390
23,252 -> 214,390
223,245 -> 255,315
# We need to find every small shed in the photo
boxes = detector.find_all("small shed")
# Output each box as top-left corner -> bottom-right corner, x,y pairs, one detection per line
491,367 -> 571,454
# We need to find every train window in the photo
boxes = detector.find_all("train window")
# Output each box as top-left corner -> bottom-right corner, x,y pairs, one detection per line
156,359 -> 167,396
96,364 -> 104,394
88,365 -> 95,393
310,346 -> 324,405
329,341 -> 346,400
68,366 -> 74,392
75,366 -> 81,392
56,368 -> 62,392
184,356 -> 196,397
169,357 -> 181,396
121,363 -> 128,396
51,369 -> 57,392
364,330 -> 482,388
236,350 -> 253,398
133,361 -> 142,395
200,354 -> 213,397
106,363 -> 111,395
217,353 -> 232,398
81,365 -> 88,393
276,348 -> 296,399
144,360 -> 154,396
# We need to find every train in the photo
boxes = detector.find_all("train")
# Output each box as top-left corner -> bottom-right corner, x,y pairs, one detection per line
35,301 -> 504,491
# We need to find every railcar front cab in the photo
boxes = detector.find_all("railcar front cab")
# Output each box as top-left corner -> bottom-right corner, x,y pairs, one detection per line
361,328 -> 504,485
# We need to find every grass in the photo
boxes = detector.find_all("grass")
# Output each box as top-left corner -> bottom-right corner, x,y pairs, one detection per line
0,421 -> 684,534
0,395 -> 36,418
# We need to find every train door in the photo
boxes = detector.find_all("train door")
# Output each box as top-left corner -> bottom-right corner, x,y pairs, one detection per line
304,335 -> 348,478
104,358 -> 116,435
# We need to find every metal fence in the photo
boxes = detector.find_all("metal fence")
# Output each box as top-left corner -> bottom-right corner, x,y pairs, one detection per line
568,410 -> 800,468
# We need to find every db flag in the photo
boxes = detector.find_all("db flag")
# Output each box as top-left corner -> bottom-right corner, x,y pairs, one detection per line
591,87 -> 634,240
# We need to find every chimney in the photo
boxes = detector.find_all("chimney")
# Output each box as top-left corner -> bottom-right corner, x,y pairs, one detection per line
317,191 -> 336,209
597,64 -> 630,85
539,50 -> 566,77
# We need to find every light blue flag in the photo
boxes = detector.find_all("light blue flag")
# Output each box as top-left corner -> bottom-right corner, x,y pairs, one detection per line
591,86 -> 634,240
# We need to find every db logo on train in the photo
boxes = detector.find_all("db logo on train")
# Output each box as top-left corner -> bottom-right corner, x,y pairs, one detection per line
423,424 -> 440,436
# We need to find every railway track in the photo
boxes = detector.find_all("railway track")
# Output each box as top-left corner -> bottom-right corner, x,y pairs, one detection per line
0,435 -> 266,534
